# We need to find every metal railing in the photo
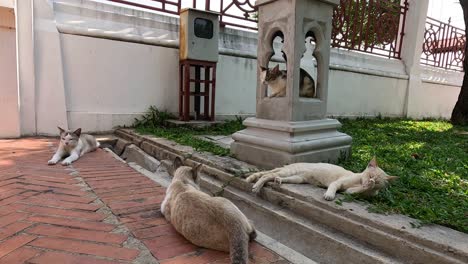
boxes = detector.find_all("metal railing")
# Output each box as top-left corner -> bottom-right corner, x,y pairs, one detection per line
421,17 -> 465,72
106,0 -> 411,59
107,0 -> 258,30
331,0 -> 409,59
107,0 -> 180,15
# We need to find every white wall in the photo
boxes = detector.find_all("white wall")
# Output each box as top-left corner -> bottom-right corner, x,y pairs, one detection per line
60,33 -> 258,131
215,55 -> 257,117
415,65 -> 462,119
54,0 -> 463,132
414,82 -> 461,119
7,0 -> 464,136
16,0 -> 37,136
0,0 -> 14,9
33,0 -> 68,135
61,35 -> 179,131
328,70 -> 408,118
0,7 -> 20,138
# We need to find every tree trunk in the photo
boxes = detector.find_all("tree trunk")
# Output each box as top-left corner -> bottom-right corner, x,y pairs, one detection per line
451,0 -> 468,125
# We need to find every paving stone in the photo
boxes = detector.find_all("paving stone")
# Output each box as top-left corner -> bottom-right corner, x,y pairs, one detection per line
28,251 -> 119,264
0,247 -> 42,263
0,235 -> 37,258
27,225 -> 128,244
0,138 -> 285,264
29,237 -> 139,260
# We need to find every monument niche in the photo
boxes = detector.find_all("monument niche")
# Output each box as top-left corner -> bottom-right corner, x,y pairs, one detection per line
231,0 -> 352,168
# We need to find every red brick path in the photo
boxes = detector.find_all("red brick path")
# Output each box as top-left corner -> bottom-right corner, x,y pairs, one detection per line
0,138 -> 287,264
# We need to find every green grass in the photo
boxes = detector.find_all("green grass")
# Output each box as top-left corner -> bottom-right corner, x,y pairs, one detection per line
133,107 -> 244,156
136,123 -> 242,156
337,118 -> 468,233
134,108 -> 467,233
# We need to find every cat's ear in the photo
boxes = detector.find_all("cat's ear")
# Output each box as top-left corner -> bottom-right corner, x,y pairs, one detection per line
260,66 -> 268,72
193,163 -> 203,181
57,127 -> 65,134
368,157 -> 378,168
73,128 -> 82,137
386,176 -> 398,182
272,64 -> 280,73
173,156 -> 184,171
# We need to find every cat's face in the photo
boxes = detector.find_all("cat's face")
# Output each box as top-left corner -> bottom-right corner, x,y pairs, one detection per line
172,157 -> 202,189
260,65 -> 283,85
58,127 -> 81,148
361,157 -> 398,190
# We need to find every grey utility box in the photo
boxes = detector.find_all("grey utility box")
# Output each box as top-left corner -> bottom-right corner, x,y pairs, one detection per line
179,8 -> 219,62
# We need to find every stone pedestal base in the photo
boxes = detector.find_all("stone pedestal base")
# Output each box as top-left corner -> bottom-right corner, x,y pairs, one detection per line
231,118 -> 352,169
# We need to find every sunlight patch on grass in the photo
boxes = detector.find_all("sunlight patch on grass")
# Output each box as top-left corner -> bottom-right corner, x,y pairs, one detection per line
338,118 -> 467,233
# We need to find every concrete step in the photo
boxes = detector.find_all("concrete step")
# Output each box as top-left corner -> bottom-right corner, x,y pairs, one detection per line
111,130 -> 468,264
204,168 -> 465,264
200,175 -> 402,264
95,134 -> 118,149
126,159 -> 316,264
133,156 -> 400,263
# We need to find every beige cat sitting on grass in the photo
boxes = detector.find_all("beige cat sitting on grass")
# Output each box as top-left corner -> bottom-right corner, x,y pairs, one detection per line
48,127 -> 100,166
246,157 -> 398,201
161,157 -> 256,264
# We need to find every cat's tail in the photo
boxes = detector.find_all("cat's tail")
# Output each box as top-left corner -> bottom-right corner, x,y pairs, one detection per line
249,227 -> 257,242
228,226 -> 250,264
224,210 -> 255,264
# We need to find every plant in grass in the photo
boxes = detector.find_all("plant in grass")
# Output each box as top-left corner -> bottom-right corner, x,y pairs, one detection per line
133,107 -> 245,156
133,106 -> 175,128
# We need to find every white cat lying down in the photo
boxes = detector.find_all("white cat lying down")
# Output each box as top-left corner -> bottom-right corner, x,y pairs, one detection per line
246,158 -> 398,201
48,127 -> 99,166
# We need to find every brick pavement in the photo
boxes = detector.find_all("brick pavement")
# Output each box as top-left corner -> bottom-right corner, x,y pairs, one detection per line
0,138 -> 288,264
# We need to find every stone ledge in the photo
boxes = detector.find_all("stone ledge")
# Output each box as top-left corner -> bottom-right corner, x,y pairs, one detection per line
115,129 -> 259,177
114,128 -> 468,264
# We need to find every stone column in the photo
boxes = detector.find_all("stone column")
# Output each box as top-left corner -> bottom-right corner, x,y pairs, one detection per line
401,0 -> 429,118
231,0 -> 352,168
0,5 -> 20,138
15,0 -> 37,135
33,0 -> 68,135
15,0 -> 69,136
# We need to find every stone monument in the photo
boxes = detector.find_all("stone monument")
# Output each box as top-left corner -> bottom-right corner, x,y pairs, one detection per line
231,0 -> 352,168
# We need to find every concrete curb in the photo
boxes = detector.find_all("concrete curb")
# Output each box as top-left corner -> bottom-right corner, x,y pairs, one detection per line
113,128 -> 468,264
121,154 -> 312,264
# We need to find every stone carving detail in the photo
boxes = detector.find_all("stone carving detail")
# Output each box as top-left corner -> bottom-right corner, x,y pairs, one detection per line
231,0 -> 352,169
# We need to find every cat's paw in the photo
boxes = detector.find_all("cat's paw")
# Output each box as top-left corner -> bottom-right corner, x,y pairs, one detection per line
252,183 -> 262,194
61,160 -> 72,166
274,177 -> 282,185
323,192 -> 335,201
363,179 -> 376,189
47,160 -> 57,165
245,174 -> 257,183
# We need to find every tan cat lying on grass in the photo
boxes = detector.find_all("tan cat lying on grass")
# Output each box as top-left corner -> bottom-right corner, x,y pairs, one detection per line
161,157 -> 256,264
246,157 -> 398,201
